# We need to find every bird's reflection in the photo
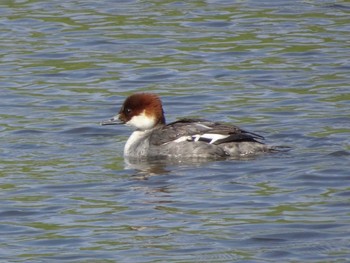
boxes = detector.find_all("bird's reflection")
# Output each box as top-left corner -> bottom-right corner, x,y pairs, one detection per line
124,156 -> 215,179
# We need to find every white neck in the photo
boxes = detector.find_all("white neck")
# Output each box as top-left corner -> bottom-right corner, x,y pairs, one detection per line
124,130 -> 151,157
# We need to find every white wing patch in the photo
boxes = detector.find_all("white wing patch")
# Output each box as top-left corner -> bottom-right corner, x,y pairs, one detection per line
173,134 -> 229,144
194,123 -> 212,129
192,133 -> 229,144
173,136 -> 192,143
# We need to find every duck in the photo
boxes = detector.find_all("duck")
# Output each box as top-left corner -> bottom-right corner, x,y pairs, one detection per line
101,93 -> 277,159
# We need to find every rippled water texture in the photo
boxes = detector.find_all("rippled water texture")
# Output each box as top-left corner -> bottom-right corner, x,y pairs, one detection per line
1,0 -> 350,262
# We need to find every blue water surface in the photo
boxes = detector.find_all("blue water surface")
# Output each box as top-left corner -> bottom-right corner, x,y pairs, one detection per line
1,0 -> 350,262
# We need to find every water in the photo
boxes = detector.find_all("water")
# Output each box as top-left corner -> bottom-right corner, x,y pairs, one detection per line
1,0 -> 350,262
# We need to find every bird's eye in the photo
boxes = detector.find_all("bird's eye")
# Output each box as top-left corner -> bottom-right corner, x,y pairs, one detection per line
124,108 -> 132,114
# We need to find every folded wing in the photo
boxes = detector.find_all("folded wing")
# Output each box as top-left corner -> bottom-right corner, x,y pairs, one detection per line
150,119 -> 264,146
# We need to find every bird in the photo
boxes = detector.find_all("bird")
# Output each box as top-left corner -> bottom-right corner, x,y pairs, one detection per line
101,93 -> 277,159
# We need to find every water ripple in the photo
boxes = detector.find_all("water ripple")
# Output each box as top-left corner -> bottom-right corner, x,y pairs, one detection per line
1,0 -> 350,262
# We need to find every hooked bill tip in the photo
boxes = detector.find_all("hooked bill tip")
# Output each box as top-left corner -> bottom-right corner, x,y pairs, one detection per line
100,117 -> 121,126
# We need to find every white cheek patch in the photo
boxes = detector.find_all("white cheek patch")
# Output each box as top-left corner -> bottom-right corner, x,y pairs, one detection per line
126,111 -> 156,130
193,134 -> 229,144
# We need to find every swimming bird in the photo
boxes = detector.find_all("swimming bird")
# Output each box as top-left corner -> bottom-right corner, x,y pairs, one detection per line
101,93 -> 276,159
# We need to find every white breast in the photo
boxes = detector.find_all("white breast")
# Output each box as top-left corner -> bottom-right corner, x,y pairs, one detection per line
124,130 -> 150,156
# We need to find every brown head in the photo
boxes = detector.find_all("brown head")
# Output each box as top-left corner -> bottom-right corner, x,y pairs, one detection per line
101,93 -> 166,130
